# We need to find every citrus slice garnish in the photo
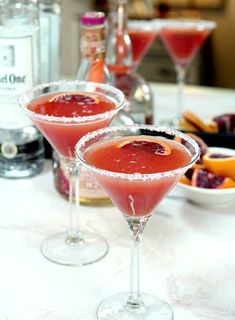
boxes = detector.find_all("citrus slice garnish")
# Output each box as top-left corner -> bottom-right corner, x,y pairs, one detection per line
118,137 -> 172,156
191,168 -> 235,189
49,92 -> 100,104
203,152 -> 235,180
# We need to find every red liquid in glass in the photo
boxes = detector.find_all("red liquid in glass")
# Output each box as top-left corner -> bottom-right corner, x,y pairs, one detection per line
161,28 -> 209,66
128,30 -> 157,67
28,92 -> 116,158
85,136 -> 191,217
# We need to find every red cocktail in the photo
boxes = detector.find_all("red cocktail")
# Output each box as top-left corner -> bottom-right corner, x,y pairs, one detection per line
128,29 -> 157,69
159,19 -> 216,126
160,28 -> 209,68
19,81 -> 125,266
28,91 -> 117,158
128,19 -> 159,70
76,125 -> 199,320
84,136 -> 190,217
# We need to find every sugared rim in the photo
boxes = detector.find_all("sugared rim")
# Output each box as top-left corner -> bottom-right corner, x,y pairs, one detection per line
75,125 -> 200,181
128,19 -> 154,31
18,80 -> 125,124
159,19 -> 217,30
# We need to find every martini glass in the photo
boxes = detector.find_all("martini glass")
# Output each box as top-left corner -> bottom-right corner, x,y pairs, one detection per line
76,125 -> 199,319
18,80 -> 125,266
115,19 -> 161,124
128,19 -> 159,71
159,19 -> 217,126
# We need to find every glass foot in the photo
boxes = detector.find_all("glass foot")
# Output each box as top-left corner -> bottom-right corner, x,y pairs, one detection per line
41,231 -> 109,266
97,292 -> 173,320
158,117 -> 179,129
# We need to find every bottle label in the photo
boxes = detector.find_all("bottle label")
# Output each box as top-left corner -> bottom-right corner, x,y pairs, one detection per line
81,28 -> 106,60
0,34 -> 35,129
80,166 -> 109,199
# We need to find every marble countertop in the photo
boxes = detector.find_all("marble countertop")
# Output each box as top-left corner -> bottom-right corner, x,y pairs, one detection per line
0,84 -> 235,320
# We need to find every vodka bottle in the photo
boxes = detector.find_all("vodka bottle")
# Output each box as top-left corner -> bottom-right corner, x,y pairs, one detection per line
106,0 -> 153,124
0,0 -> 44,178
39,0 -> 61,83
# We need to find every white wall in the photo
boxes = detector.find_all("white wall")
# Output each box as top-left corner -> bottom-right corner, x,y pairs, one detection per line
60,0 -> 92,78
209,0 -> 235,88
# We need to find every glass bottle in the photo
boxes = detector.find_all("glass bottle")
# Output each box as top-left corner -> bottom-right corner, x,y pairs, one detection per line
76,11 -> 110,205
106,0 -> 154,124
52,11 -> 108,205
0,0 -> 44,178
76,11 -> 110,83
39,0 -> 61,83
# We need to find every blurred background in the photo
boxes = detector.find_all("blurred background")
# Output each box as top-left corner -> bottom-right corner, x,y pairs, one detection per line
59,0 -> 235,89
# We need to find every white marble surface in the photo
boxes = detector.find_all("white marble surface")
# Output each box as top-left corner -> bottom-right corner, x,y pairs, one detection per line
152,82 -> 235,124
0,84 -> 235,320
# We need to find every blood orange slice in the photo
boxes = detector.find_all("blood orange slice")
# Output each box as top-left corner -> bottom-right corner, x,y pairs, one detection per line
191,168 -> 235,189
203,152 -> 235,180
49,92 -> 100,104
118,137 -> 172,156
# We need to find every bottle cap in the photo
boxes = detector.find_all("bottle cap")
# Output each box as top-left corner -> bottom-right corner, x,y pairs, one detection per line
81,11 -> 106,26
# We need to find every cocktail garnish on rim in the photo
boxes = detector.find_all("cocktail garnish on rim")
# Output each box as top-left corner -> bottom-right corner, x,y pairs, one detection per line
118,137 -> 172,155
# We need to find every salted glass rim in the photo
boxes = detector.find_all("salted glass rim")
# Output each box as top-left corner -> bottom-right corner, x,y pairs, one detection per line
128,19 -> 155,31
75,125 -> 200,181
18,80 -> 126,124
159,19 -> 217,30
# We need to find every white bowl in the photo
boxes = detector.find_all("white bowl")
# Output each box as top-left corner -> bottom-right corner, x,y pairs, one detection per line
177,147 -> 235,208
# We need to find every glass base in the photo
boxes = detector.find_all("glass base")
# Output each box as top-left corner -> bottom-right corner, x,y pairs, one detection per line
41,231 -> 109,266
0,126 -> 44,179
97,292 -> 173,320
158,117 -> 179,129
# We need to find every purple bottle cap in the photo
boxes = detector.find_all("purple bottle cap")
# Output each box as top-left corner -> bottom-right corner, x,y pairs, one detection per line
80,11 -> 106,26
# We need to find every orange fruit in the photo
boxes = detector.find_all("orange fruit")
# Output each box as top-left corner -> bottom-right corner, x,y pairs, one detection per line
203,152 -> 235,180
118,137 -> 172,156
179,175 -> 191,185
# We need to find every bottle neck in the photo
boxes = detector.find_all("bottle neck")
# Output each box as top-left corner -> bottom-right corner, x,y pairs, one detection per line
106,0 -> 132,74
109,0 -> 128,34
1,0 -> 39,26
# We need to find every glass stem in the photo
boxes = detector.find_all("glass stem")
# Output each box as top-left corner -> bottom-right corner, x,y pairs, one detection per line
175,64 -> 186,122
126,216 -> 149,311
62,158 -> 81,243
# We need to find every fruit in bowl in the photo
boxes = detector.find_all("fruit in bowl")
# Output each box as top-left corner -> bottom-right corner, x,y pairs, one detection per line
179,111 -> 235,133
177,133 -> 235,208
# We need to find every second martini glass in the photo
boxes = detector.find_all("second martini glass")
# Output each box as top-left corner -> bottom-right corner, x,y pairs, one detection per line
18,80 -> 125,266
128,19 -> 159,71
159,19 -> 216,126
76,125 -> 199,319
